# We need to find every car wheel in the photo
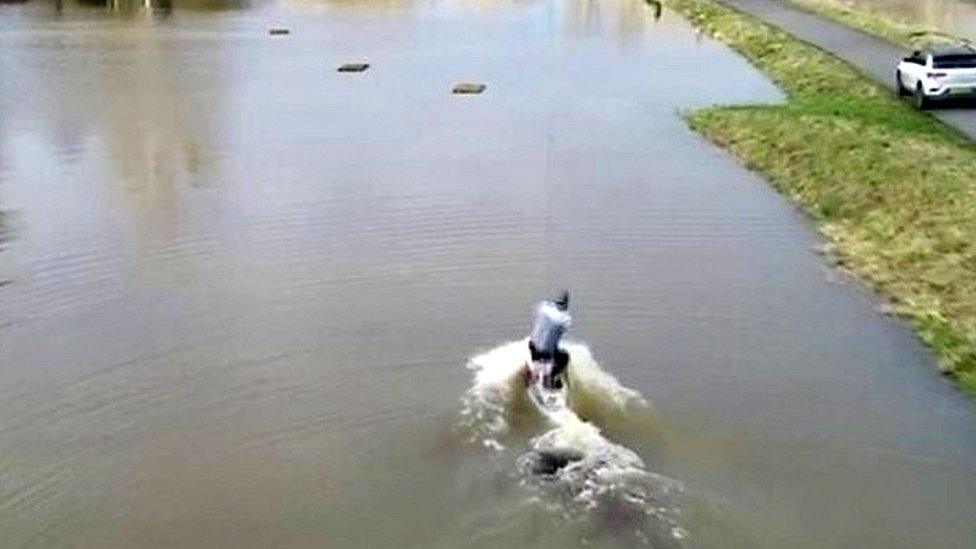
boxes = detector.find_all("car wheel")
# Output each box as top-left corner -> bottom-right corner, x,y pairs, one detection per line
896,71 -> 909,96
915,85 -> 930,110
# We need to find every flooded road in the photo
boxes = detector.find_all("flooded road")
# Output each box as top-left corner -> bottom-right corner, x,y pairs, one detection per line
2,0 -> 976,547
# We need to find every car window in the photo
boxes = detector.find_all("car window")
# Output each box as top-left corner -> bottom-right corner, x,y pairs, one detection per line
933,54 -> 976,68
904,52 -> 926,65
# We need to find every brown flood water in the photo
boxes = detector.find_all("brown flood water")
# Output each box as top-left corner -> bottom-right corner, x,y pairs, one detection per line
1,0 -> 976,547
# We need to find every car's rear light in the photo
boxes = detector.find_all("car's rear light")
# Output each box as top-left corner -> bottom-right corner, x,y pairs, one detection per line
927,72 -> 949,79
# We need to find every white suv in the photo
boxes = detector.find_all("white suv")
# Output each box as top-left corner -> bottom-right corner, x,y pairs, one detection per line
896,46 -> 976,109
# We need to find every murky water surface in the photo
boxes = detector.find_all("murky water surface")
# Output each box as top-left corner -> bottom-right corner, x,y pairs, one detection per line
2,0 -> 976,547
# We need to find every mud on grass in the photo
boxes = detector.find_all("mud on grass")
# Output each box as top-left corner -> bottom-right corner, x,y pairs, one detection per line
665,0 -> 976,395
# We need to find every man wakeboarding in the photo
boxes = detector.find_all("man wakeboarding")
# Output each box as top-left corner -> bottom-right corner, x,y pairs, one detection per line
527,291 -> 572,391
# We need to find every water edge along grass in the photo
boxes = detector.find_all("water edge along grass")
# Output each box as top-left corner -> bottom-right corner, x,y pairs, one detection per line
664,0 -> 976,395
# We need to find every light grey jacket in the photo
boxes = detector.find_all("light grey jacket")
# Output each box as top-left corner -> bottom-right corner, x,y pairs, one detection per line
529,300 -> 571,358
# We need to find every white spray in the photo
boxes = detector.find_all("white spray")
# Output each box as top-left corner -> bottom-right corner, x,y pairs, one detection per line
458,339 -> 688,546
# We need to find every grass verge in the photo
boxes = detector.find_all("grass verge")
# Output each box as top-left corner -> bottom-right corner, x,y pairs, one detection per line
783,0 -> 967,49
662,0 -> 976,395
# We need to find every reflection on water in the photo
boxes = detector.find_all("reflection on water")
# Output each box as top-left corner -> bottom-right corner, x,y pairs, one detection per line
102,0 -> 258,12
561,0 -> 660,38
837,0 -> 976,40
1,0 -> 258,15
3,0 -> 664,33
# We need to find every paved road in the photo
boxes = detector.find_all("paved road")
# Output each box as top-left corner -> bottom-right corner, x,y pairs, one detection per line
716,0 -> 976,140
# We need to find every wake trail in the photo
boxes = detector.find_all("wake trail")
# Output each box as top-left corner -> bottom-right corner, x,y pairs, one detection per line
458,340 -> 688,547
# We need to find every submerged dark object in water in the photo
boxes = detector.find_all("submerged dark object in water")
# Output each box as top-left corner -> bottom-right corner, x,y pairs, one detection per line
531,448 -> 585,476
268,28 -> 290,36
337,62 -> 370,73
452,83 -> 486,94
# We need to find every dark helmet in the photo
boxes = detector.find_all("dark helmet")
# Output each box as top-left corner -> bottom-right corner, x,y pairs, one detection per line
553,290 -> 570,312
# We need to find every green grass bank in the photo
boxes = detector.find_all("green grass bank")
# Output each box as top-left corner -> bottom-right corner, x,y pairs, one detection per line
784,0 -> 966,49
662,0 -> 976,394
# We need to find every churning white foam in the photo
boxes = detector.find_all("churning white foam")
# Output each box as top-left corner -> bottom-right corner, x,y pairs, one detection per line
458,339 -> 688,546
